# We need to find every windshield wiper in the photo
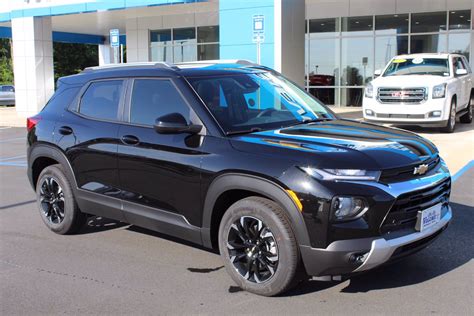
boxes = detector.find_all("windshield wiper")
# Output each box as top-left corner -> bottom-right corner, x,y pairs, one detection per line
226,127 -> 263,136
287,117 -> 333,127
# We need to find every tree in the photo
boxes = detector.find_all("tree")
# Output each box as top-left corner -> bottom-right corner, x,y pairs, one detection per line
0,39 -> 99,86
53,42 -> 98,82
0,38 -> 14,85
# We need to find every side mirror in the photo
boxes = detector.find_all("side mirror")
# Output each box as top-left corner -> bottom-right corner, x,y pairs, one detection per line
455,69 -> 468,76
374,69 -> 382,77
154,113 -> 202,134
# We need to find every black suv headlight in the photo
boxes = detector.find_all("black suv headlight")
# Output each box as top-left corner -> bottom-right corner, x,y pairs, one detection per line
301,167 -> 381,181
331,196 -> 368,221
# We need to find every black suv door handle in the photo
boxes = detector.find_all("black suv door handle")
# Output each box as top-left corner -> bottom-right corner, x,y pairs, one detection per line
121,135 -> 140,145
58,126 -> 73,135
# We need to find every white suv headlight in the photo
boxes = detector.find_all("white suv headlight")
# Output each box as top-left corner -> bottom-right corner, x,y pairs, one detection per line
365,83 -> 374,98
301,167 -> 381,181
432,83 -> 446,99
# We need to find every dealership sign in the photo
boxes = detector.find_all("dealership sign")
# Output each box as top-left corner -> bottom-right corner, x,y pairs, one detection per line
110,29 -> 120,48
252,15 -> 264,43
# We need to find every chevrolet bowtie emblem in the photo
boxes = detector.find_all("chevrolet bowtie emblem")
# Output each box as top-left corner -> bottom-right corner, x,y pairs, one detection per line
414,164 -> 429,175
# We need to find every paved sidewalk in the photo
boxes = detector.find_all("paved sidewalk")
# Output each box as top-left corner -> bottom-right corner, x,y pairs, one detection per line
0,107 -> 25,127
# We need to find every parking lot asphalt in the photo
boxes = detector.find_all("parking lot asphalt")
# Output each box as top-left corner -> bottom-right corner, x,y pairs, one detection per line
1,125 -> 473,315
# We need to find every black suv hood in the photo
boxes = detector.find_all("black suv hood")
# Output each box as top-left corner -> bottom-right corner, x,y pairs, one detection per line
229,120 -> 438,170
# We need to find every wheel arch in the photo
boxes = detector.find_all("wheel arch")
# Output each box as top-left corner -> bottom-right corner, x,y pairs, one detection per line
28,143 -> 77,191
201,173 -> 311,250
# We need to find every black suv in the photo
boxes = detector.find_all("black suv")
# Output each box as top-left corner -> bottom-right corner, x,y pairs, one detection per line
27,61 -> 452,296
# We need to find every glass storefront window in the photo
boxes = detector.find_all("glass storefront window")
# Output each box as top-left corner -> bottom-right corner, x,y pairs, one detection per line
309,18 -> 340,35
308,37 -> 339,86
150,29 -> 172,44
341,37 -> 373,86
375,14 -> 409,34
449,10 -> 471,31
173,28 -> 196,42
309,88 -> 336,106
375,36 -> 408,70
173,44 -> 197,63
150,26 -> 219,63
411,12 -> 447,33
342,16 -> 373,36
340,88 -> 364,106
197,44 -> 219,60
410,34 -> 447,54
305,11 -> 473,107
197,26 -> 219,43
150,45 -> 173,63
448,33 -> 470,59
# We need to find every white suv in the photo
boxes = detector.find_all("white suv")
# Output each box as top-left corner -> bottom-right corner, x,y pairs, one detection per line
363,53 -> 473,132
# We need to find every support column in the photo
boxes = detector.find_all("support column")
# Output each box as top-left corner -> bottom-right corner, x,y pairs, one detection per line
125,18 -> 150,62
274,0 -> 305,86
98,41 -> 113,65
219,0 -> 305,85
11,16 -> 54,117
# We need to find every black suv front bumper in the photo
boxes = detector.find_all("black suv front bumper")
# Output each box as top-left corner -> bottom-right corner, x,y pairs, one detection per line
297,162 -> 452,277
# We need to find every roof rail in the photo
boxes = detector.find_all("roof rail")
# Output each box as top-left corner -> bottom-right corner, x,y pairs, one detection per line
82,62 -> 178,72
175,59 -> 257,68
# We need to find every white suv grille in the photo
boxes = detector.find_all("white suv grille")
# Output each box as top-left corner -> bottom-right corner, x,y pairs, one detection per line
377,87 -> 427,104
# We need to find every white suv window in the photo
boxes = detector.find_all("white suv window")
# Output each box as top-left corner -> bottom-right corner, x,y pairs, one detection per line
453,57 -> 467,76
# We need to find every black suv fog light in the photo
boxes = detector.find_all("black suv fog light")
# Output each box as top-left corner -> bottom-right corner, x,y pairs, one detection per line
331,196 -> 368,221
349,252 -> 369,264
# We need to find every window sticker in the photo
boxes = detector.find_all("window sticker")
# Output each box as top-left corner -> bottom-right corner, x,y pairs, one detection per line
412,57 -> 424,64
392,59 -> 407,63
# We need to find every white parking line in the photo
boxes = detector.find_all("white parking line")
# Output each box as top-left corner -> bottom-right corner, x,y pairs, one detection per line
0,155 -> 27,162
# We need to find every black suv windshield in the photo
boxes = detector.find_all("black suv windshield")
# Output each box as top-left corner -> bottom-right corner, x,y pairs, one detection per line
383,57 -> 450,77
187,72 -> 334,134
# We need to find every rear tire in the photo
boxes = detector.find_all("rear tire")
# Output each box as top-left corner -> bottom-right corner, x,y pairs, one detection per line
459,92 -> 473,124
36,164 -> 86,234
218,196 -> 301,296
441,98 -> 456,133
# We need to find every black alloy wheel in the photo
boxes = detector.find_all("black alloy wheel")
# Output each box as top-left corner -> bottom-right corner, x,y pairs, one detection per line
218,196 -> 303,296
226,216 -> 279,283
39,177 -> 65,224
36,164 -> 86,234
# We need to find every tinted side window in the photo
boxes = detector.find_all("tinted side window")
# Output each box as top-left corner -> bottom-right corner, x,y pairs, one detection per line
79,80 -> 123,121
130,79 -> 191,126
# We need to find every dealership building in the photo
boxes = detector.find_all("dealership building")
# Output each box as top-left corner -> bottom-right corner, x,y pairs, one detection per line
0,0 -> 473,116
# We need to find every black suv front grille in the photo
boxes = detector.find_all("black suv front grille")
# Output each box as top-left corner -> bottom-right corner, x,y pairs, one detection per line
380,178 -> 451,235
380,156 -> 441,183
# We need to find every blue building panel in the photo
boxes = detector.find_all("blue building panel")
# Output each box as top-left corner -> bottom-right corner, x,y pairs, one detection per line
53,32 -> 106,45
0,26 -> 106,45
0,26 -> 12,38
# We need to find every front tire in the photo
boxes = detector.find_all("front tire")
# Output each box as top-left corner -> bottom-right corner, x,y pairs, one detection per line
36,164 -> 86,234
218,196 -> 300,296
441,98 -> 456,133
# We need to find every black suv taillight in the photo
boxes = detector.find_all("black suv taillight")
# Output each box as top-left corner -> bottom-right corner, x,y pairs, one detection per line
26,116 -> 41,132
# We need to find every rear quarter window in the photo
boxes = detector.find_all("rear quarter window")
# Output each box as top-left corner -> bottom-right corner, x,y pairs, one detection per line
43,86 -> 81,113
79,80 -> 124,121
